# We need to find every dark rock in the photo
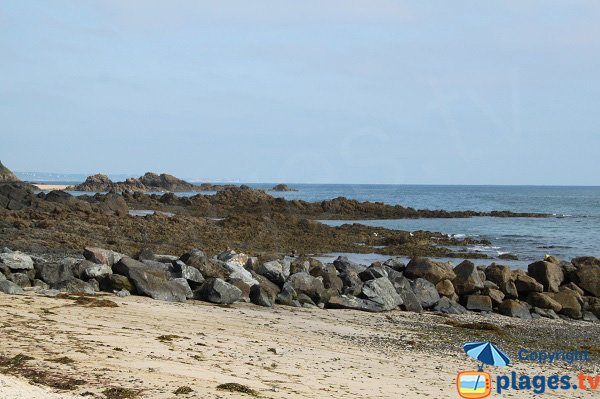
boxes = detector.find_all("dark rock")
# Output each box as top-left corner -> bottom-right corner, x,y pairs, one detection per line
0,183 -> 32,210
528,261 -> 564,293
466,295 -> 492,312
228,278 -> 251,302
532,307 -> 560,320
98,193 -> 128,216
547,290 -> 582,319
582,311 -> 599,322
195,278 -> 242,304
484,264 -> 518,298
498,299 -> 532,319
309,263 -> 343,293
270,184 -> 297,192
180,250 -> 229,280
358,265 -> 389,282
170,260 -> 204,286
333,256 -> 367,275
9,273 -> 31,287
35,262 -> 74,285
574,263 -> 600,297
100,274 -> 134,293
389,274 -> 423,313
411,278 -> 441,308
171,278 -> 193,299
404,258 -> 455,284
282,272 -> 325,304
249,276 -> 280,307
256,260 -> 290,287
289,258 -> 310,275
452,260 -> 484,295
383,258 -> 405,272
514,274 -> 544,295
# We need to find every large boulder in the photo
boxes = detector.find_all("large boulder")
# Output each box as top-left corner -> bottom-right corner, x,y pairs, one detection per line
484,288 -> 505,307
404,258 -> 455,284
0,161 -> 20,183
465,295 -> 492,312
100,274 -> 134,293
249,274 -> 281,307
170,260 -> 204,286
309,263 -> 343,293
484,264 -> 518,298
35,262 -> 74,285
513,274 -> 544,295
547,290 -> 582,319
114,257 -> 187,302
333,256 -> 367,275
222,261 -> 257,287
255,260 -> 290,287
574,263 -> 600,297
195,278 -> 241,304
0,183 -> 33,210
433,297 -> 467,315
0,280 -> 24,294
498,299 -> 532,319
98,193 -> 128,216
388,274 -> 423,313
410,278 -> 440,308
326,278 -> 402,312
82,263 -> 112,280
9,273 -> 31,288
435,279 -> 455,297
282,272 -> 325,304
180,250 -> 229,280
0,251 -> 34,271
52,278 -> 96,295
358,265 -> 390,282
452,260 -> 484,295
83,247 -> 123,266
527,261 -> 564,293
526,292 -> 562,312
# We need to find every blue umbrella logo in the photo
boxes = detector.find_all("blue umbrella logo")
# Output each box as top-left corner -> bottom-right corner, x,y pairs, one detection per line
464,341 -> 511,371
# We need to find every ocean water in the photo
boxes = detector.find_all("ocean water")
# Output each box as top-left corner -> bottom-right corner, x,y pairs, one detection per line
34,182 -> 600,267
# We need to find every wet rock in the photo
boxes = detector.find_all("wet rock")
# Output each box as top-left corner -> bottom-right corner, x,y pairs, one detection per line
466,295 -> 492,312
411,278 -> 440,308
83,247 -> 123,266
435,279 -> 455,297
256,260 -> 290,287
452,260 -> 484,295
0,280 -> 24,294
484,264 -> 518,298
498,299 -> 532,319
195,278 -> 242,304
433,297 -> 467,315
0,251 -> 34,270
528,261 -> 564,293
404,258 -> 455,284
52,278 -> 96,295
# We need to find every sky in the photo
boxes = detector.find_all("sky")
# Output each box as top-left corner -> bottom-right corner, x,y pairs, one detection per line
1,1 -> 599,185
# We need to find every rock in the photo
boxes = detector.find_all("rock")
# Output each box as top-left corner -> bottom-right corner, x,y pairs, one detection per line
32,279 -> 49,289
35,262 -> 74,285
333,256 -> 367,275
484,288 -> 505,307
589,303 -> 600,319
0,280 -> 24,294
83,247 -> 123,266
98,193 -> 128,216
574,263 -> 600,297
217,250 -> 249,267
514,274 -> 544,295
483,280 -> 499,290
383,258 -> 405,272
547,290 -> 582,319
452,260 -> 484,295
170,260 -> 204,286
270,184 -> 297,192
466,295 -> 492,312
358,265 -> 389,282
389,274 -> 423,313
526,292 -> 562,312
116,289 -> 130,297
433,296 -> 467,314
282,272 -> 325,304
339,271 -> 363,296
404,258 -> 455,284
9,273 -> 31,287
498,299 -> 532,319
310,263 -> 343,293
571,256 -> 600,268
435,279 -> 455,297
249,277 -> 280,307
528,261 -> 564,292
195,278 -> 242,304
582,311 -> 599,322
100,274 -> 134,293
0,161 -> 20,183
52,278 -> 96,295
562,282 -> 584,296
171,278 -> 193,299
532,307 -> 560,320
82,263 -> 112,280
484,264 -> 518,298
289,258 -> 310,275
0,183 -> 32,210
228,278 -> 251,302
115,257 -> 187,302
410,278 -> 440,308
359,277 -> 402,310
0,251 -> 34,270
180,250 -> 229,280
254,260 -> 293,286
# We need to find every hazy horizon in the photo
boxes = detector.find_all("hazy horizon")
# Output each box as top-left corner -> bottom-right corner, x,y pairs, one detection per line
2,1 -> 599,185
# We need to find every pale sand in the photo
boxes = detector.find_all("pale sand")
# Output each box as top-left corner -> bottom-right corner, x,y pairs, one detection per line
0,293 -> 596,398
31,184 -> 69,191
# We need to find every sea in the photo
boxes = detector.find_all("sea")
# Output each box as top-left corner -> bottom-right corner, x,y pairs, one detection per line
28,180 -> 600,269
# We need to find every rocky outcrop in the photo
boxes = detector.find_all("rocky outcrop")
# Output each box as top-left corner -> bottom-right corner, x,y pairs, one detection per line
528,261 -> 564,292
270,184 -> 298,192
0,161 -> 20,183
404,258 -> 455,284
195,278 -> 242,304
452,260 -> 484,295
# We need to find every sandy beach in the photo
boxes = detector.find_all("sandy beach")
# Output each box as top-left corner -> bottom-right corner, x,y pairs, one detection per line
1,292 -> 598,399
31,184 -> 69,191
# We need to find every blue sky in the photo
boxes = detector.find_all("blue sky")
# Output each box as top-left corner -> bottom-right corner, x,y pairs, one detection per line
1,1 -> 599,184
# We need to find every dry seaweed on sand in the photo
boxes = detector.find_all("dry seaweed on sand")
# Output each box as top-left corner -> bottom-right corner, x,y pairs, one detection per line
217,382 -> 259,396
102,387 -> 140,399
174,386 -> 194,395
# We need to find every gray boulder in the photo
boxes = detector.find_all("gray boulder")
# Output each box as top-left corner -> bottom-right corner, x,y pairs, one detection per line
83,247 -> 123,266
82,263 -> 112,280
171,278 -> 193,299
9,273 -> 31,287
180,250 -> 229,280
514,274 -> 544,295
526,292 -> 562,312
405,258 -> 455,284
359,277 -> 402,310
389,274 -> 423,313
452,260 -> 484,295
0,280 -> 24,294
249,274 -> 280,307
410,278 -> 441,308
310,263 -> 343,293
466,295 -> 492,312
333,256 -> 367,275
256,260 -> 289,286
433,296 -> 467,314
528,261 -> 564,292
35,262 -> 74,285
485,264 -> 518,298
282,272 -> 325,304
195,278 -> 242,304
532,307 -> 560,320
574,263 -> 600,297
170,260 -> 205,286
0,251 -> 34,270
52,278 -> 96,295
